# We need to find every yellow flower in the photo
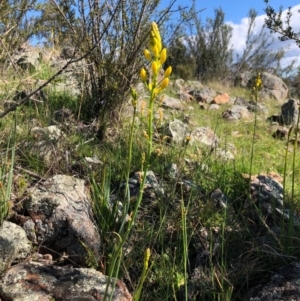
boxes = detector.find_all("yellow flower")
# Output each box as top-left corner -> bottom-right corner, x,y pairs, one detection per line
152,45 -> 159,58
151,61 -> 159,75
144,49 -> 151,61
164,66 -> 172,78
160,78 -> 169,90
140,68 -> 147,82
150,22 -> 162,52
160,48 -> 167,64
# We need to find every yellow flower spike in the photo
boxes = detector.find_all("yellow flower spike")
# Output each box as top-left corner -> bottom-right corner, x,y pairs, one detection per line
144,49 -> 151,61
140,68 -> 147,82
151,61 -> 159,76
143,248 -> 151,269
160,48 -> 167,64
164,66 -> 172,78
160,77 -> 169,90
148,82 -> 153,91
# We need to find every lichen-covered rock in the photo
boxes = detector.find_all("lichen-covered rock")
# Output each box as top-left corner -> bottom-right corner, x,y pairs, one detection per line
246,262 -> 300,301
0,221 -> 32,272
0,261 -> 132,301
23,175 -> 100,265
191,127 -> 220,148
222,105 -> 252,121
162,119 -> 190,144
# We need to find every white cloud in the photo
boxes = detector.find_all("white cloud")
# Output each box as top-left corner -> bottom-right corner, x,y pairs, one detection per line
228,5 -> 300,68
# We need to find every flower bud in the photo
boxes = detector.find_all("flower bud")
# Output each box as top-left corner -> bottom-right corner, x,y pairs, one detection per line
160,78 -> 169,90
152,45 -> 159,58
164,66 -> 172,78
160,48 -> 167,64
144,49 -> 151,61
151,61 -> 159,75
140,68 -> 147,82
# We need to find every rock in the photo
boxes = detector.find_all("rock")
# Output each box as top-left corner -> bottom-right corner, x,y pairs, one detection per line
60,46 -> 76,59
191,127 -> 219,148
31,125 -> 65,142
209,188 -> 228,208
174,78 -> 185,92
281,99 -> 299,126
16,51 -> 40,71
125,170 -> 165,201
54,108 -> 74,122
23,175 -> 100,265
176,91 -> 194,102
234,97 -> 249,106
212,93 -> 230,105
248,175 -> 299,223
209,104 -> 220,110
215,148 -> 235,161
236,72 -> 288,101
162,119 -> 190,144
259,72 -> 288,100
272,126 -> 289,139
0,261 -> 132,301
235,71 -> 253,87
222,105 -> 252,121
189,87 -> 217,103
0,221 -> 32,272
247,100 -> 269,115
161,94 -> 186,110
246,262 -> 300,301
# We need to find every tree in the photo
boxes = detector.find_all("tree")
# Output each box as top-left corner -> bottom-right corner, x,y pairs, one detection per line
0,0 -> 40,72
186,7 -> 233,82
264,0 -> 300,47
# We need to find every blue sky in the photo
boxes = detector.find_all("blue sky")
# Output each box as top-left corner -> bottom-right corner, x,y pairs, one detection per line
160,0 -> 300,68
160,0 -> 300,23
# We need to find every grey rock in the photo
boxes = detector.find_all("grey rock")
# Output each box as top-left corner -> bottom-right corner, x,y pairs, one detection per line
222,105 -> 252,121
16,51 -> 40,71
209,104 -> 220,110
125,170 -> 165,200
24,175 -> 100,265
0,221 -> 32,272
281,98 -> 299,126
0,261 -> 132,301
236,72 -> 288,101
189,87 -> 217,103
162,119 -> 190,144
161,94 -> 186,110
191,127 -> 220,148
246,262 -> 300,301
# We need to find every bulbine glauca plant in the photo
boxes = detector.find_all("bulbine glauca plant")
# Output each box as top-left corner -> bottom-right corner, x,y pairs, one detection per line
104,22 -> 171,301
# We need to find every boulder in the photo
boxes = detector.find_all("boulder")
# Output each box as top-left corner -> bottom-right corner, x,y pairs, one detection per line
236,72 -> 288,101
222,105 -> 252,121
281,98 -> 299,126
0,261 -> 132,301
189,87 -> 217,103
0,221 -> 32,272
246,262 -> 300,301
162,119 -> 190,144
191,127 -> 219,148
22,175 -> 100,265
212,93 -> 230,105
161,94 -> 186,110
